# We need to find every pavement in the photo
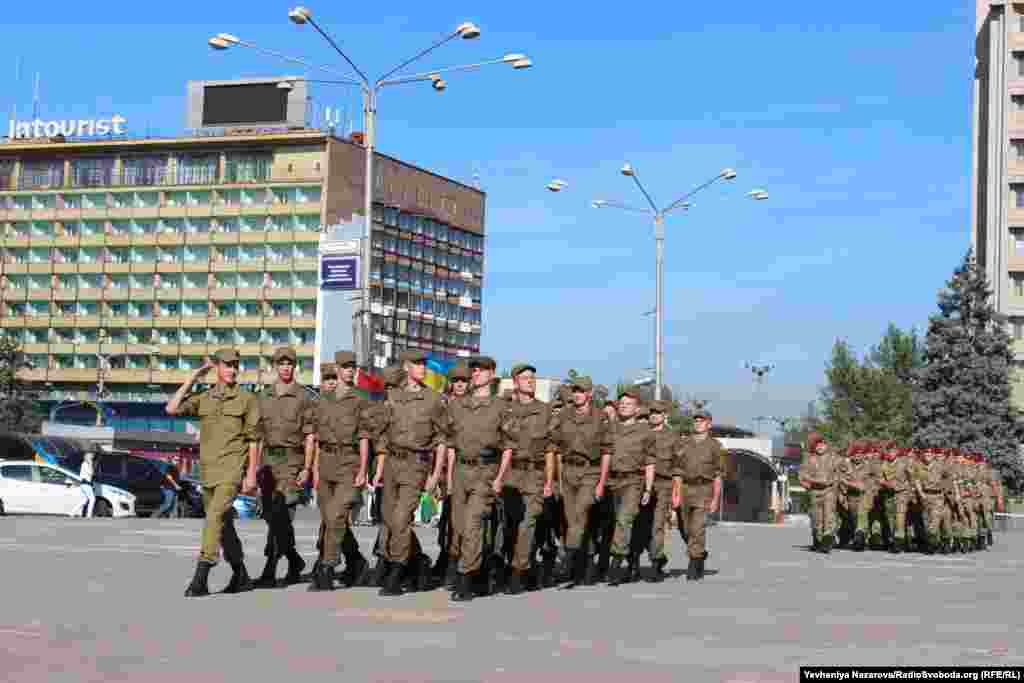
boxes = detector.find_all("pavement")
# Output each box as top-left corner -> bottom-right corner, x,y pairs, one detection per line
1,507 -> 1022,683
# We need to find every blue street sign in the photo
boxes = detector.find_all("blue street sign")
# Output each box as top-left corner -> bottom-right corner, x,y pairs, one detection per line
321,254 -> 359,290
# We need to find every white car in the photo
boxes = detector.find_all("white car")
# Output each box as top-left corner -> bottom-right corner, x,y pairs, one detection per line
0,460 -> 136,518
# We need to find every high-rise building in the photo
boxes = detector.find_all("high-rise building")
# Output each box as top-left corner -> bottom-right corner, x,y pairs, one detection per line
0,128 -> 485,408
974,1 -> 1024,402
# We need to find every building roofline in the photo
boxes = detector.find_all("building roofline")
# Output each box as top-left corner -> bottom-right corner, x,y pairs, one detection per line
0,129 -> 330,154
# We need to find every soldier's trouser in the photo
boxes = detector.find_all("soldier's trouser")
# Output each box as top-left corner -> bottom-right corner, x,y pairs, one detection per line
810,487 -> 837,540
607,476 -> 642,557
648,478 -> 675,561
562,466 -> 601,551
259,461 -> 301,558
505,466 -> 546,573
453,463 -> 498,574
845,491 -> 867,533
683,481 -> 713,560
448,468 -> 466,563
867,490 -> 886,541
318,475 -> 360,567
382,454 -> 430,565
200,482 -> 243,565
980,497 -> 994,531
883,491 -> 908,540
920,492 -> 947,541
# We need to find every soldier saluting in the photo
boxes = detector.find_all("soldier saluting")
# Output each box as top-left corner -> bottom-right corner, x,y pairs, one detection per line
166,349 -> 261,597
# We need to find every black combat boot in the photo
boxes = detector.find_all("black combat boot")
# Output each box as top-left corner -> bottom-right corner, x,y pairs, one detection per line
280,551 -> 306,586
986,529 -> 994,547
540,551 -> 557,589
308,563 -> 334,592
451,573 -> 474,602
647,557 -> 667,583
978,532 -> 988,551
340,553 -> 368,588
373,559 -> 390,587
560,550 -> 582,590
378,562 -> 405,596
694,557 -> 705,581
820,535 -> 833,554
505,570 -> 523,595
224,562 -> 254,594
607,556 -> 626,586
890,537 -> 902,554
253,555 -> 280,589
685,557 -> 698,581
184,561 -> 213,597
852,530 -> 866,552
627,554 -> 641,584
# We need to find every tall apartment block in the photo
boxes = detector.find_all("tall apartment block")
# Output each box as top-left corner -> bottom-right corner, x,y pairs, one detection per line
0,129 -> 485,405
973,1 -> 1024,403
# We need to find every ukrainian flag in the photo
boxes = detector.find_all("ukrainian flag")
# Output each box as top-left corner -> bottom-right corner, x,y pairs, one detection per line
423,355 -> 455,393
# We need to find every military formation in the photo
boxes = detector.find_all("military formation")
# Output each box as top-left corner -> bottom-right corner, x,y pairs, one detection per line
167,348 -> 729,600
798,433 -> 1006,555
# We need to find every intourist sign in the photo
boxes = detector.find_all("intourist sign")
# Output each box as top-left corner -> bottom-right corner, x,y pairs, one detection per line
7,115 -> 127,139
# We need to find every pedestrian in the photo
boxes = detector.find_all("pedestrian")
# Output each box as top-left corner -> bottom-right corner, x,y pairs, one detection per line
546,376 -> 614,589
502,362 -> 554,593
156,460 -> 183,519
253,347 -> 316,589
643,400 -> 682,581
373,350 -> 447,597
677,409 -> 724,580
166,350 -> 260,597
604,387 -> 656,585
798,432 -> 838,553
446,355 -> 514,602
79,446 -> 98,518
308,351 -> 372,591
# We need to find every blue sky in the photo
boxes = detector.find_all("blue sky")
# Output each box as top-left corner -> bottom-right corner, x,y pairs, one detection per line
3,1 -> 976,430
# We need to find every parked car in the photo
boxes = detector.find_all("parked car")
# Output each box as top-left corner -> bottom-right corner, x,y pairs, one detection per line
178,476 -> 261,520
0,460 -> 136,517
0,434 -> 165,517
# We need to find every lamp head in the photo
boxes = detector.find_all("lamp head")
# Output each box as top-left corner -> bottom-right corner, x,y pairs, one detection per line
208,37 -> 231,50
511,58 -> 533,70
457,21 -> 481,39
749,189 -> 769,200
277,81 -> 295,90
432,78 -> 448,92
289,6 -> 311,24
620,163 -> 635,177
547,179 -> 568,193
720,167 -> 737,180
591,200 -> 608,209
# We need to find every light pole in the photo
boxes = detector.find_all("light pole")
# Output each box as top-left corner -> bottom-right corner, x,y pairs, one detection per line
210,9 -> 532,369
580,170 -> 767,400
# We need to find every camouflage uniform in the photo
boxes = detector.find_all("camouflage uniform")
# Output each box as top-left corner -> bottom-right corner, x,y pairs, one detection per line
798,433 -> 838,552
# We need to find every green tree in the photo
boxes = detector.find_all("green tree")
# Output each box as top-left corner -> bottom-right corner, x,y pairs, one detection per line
0,335 -> 44,434
912,250 -> 1024,492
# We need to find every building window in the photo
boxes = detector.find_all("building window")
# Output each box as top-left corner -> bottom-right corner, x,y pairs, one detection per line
20,160 -> 63,190
176,155 -> 219,185
121,156 -> 167,186
225,154 -> 272,183
70,158 -> 114,188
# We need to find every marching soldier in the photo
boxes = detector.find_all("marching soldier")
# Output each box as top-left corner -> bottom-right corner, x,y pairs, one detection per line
977,453 -> 1002,548
167,349 -> 261,597
253,347 -> 316,588
877,444 -> 911,553
372,351 -> 447,596
798,432 -> 837,553
836,441 -> 869,551
446,355 -> 514,602
547,376 -> 614,589
310,362 -> 338,578
440,361 -> 472,581
864,443 -> 886,548
604,386 -> 656,585
368,363 -> 406,586
645,400 -> 683,581
677,409 -> 723,580
502,362 -> 554,594
911,447 -> 948,554
308,351 -> 372,591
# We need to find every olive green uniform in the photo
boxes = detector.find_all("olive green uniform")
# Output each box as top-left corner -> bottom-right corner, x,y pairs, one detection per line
447,394 -> 515,575
912,456 -> 950,546
607,419 -> 656,558
678,434 -> 724,560
798,450 -> 838,546
504,397 -> 553,574
837,455 -> 869,535
257,381 -> 315,561
649,427 -> 682,564
315,385 -> 372,568
177,384 -> 260,565
878,455 -> 911,544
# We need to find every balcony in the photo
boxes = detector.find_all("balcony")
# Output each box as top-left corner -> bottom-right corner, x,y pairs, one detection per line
293,287 -> 318,300
3,263 -> 28,274
105,262 -> 131,274
181,317 -> 211,329
78,263 -> 104,274
211,261 -> 238,272
236,287 -> 263,299
0,316 -> 24,328
107,369 -> 152,383
264,288 -> 293,301
103,317 -> 129,327
53,288 -> 77,302
130,262 -> 156,274
76,316 -> 102,327
78,288 -> 103,300
212,232 -> 240,245
179,343 -> 209,355
293,258 -> 318,271
235,318 -> 263,329
238,343 -> 263,356
102,289 -> 130,302
106,234 -> 132,247
293,230 -> 321,243
1,287 -> 27,300
266,231 -> 295,243
24,317 -> 50,328
210,288 -> 235,301
49,343 -> 75,354
156,262 -> 183,273
182,288 -> 210,300
156,288 -> 182,301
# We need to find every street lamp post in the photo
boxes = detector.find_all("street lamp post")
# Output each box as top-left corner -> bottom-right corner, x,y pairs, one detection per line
211,9 -> 532,369
585,170 -> 768,401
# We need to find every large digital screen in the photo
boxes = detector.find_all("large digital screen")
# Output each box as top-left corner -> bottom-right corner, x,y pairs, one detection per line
201,83 -> 288,126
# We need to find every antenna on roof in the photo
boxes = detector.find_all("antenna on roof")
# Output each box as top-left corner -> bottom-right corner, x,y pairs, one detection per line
32,71 -> 40,119
11,57 -> 21,125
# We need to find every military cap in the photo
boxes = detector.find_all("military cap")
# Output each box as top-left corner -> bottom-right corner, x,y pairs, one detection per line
649,400 -> 668,414
335,350 -> 357,367
321,362 -> 338,379
272,346 -> 298,363
398,349 -> 427,364
510,362 -> 537,377
449,362 -> 471,381
806,431 -> 825,451
382,364 -> 406,387
569,376 -> 593,392
469,355 -> 497,370
213,348 -> 240,363
692,408 -> 713,421
618,384 -> 644,400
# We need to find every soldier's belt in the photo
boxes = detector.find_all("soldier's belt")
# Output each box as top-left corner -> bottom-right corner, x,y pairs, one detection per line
511,459 -> 545,471
684,477 -> 714,485
563,456 -> 594,467
655,473 -> 675,481
265,446 -> 303,457
922,488 -> 942,494
390,448 -> 433,465
608,470 -> 640,480
461,448 -> 500,466
319,443 -> 357,454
